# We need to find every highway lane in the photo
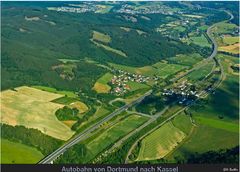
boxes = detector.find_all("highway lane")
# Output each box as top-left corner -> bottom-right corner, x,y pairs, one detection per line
38,90 -> 152,164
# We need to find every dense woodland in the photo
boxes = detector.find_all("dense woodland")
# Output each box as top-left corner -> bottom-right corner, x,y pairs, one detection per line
1,1 -> 227,92
1,124 -> 63,156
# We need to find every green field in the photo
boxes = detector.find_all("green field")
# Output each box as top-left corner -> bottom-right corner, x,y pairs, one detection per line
187,62 -> 214,81
84,114 -> 148,161
166,124 -> 239,162
190,34 -> 211,47
214,22 -> 238,34
93,72 -> 113,93
167,53 -> 203,66
32,85 -> 77,98
127,81 -> 150,91
92,40 -> 127,57
92,31 -> 111,43
195,116 -> 238,133
1,86 -> 75,140
110,62 -> 185,78
222,36 -> 239,45
112,100 -> 126,107
154,63 -> 186,78
1,139 -> 44,164
138,122 -> 186,161
172,113 -> 193,134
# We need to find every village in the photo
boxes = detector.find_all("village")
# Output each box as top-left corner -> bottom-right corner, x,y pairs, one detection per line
162,81 -> 199,105
116,4 -> 174,15
110,69 -> 151,96
47,2 -> 107,14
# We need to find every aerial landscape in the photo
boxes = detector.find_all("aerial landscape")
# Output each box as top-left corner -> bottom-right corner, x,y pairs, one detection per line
1,1 -> 239,165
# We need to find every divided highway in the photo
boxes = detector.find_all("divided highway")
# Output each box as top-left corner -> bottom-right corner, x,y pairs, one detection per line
38,90 -> 152,164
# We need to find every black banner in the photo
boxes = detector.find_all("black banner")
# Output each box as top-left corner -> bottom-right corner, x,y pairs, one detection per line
1,164 -> 239,172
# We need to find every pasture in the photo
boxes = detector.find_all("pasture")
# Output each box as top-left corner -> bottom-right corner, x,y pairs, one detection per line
84,114 -> 148,161
166,124 -> 239,162
92,40 -> 127,57
92,31 -> 111,44
190,34 -> 211,47
187,62 -> 214,81
137,122 -> 186,161
155,63 -> 186,79
167,53 -> 203,66
172,113 -> 193,134
93,72 -> 113,93
195,116 -> 238,133
127,81 -> 150,91
0,86 -> 75,140
214,22 -> 238,34
1,139 -> 44,164
109,62 -> 186,78
32,85 -> 77,98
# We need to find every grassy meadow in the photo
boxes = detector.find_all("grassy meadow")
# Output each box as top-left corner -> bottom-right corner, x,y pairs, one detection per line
92,31 -> 111,44
109,62 -> 186,78
137,122 -> 186,161
1,139 -> 44,164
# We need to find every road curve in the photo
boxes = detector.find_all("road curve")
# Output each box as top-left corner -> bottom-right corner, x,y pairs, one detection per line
38,90 -> 152,164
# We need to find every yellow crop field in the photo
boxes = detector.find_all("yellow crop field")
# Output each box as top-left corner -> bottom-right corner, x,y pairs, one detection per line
70,101 -> 89,113
0,86 -> 75,141
219,43 -> 239,54
93,82 -> 111,93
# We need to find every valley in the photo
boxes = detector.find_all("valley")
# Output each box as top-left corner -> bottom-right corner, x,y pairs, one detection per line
1,1 -> 239,165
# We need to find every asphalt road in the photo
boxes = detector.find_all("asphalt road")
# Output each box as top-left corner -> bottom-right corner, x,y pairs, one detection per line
38,90 -> 152,164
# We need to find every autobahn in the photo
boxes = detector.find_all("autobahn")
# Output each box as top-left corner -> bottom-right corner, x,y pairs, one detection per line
38,90 -> 152,164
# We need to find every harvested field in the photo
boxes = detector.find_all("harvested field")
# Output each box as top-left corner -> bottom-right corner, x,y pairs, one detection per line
0,86 -> 75,140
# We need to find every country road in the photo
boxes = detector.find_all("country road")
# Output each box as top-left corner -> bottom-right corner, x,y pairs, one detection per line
38,90 -> 152,164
